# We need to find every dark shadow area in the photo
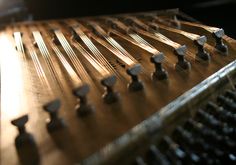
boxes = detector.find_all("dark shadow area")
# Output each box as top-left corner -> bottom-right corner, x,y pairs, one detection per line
1,0 -> 235,38
182,2 -> 236,38
15,135 -> 40,165
22,0 -> 236,38
49,128 -> 81,162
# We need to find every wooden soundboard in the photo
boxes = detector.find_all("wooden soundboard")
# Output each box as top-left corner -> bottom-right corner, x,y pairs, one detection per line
1,9 -> 236,165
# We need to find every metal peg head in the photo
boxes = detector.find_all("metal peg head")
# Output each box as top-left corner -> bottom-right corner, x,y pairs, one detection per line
43,99 -> 61,114
73,84 -> 90,98
151,52 -> 165,64
175,45 -> 187,56
11,115 -> 28,128
195,36 -> 207,46
101,74 -> 116,87
127,63 -> 142,76
214,28 -> 225,38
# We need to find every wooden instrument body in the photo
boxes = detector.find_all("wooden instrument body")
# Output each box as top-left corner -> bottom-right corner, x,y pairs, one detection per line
1,10 -> 236,164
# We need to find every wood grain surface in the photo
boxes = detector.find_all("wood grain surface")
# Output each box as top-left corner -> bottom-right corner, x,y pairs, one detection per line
1,11 -> 236,165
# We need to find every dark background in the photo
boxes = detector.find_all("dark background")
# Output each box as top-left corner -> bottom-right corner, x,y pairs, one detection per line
24,0 -> 236,37
1,0 -> 235,37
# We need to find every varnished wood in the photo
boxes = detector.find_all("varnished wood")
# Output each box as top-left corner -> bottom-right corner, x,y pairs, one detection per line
1,10 -> 236,165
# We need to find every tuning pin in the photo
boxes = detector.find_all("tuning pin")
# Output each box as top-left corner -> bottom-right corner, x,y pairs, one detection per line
224,90 -> 236,102
184,118 -> 197,131
49,29 -> 60,45
73,84 -> 94,116
127,64 -> 144,91
138,14 -> 154,21
212,29 -> 228,54
217,95 -> 236,113
147,22 -> 159,31
86,23 -> 104,38
206,102 -> 236,125
11,115 -> 40,164
70,26 -> 80,41
172,16 -> 181,29
206,101 -> 220,111
11,115 -> 28,134
197,125 -> 222,146
105,19 -> 118,29
33,40 -> 39,48
32,31 -> 41,48
105,19 -> 127,34
195,110 -> 235,139
11,115 -> 36,148
172,127 -> 203,164
123,17 -> 136,27
43,99 -> 66,132
184,119 -> 212,141
69,24 -> 85,42
194,36 -> 211,61
174,45 -> 191,70
173,127 -> 204,162
133,156 -> 147,165
159,136 -> 186,161
101,75 -> 119,104
52,36 -> 60,45
184,120 -> 228,161
150,53 -> 168,80
206,102 -> 229,119
146,145 -> 170,165
172,126 -> 194,147
193,137 -> 210,154
124,16 -> 150,32
206,102 -> 228,120
220,136 -> 236,153
221,125 -> 236,140
195,109 -> 221,130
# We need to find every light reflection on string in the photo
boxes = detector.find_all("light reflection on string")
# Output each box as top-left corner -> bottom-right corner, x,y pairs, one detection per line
53,30 -> 93,85
72,24 -> 118,76
87,22 -> 138,67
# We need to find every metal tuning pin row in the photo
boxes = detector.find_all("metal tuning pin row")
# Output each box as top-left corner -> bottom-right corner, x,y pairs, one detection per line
10,101 -> 65,164
146,15 -> 211,61
176,20 -> 228,54
131,87 -> 236,164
